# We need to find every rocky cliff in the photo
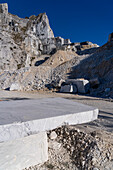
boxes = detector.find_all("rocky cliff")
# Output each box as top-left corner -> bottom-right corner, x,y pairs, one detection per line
0,3 -> 73,71
0,3 -> 54,71
0,3 -> 99,72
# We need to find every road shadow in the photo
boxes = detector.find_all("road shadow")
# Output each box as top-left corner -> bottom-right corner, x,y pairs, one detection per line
0,97 -> 31,101
63,95 -> 113,102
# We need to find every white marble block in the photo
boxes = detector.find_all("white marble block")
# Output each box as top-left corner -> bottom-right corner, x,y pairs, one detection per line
0,132 -> 48,170
66,79 -> 90,94
0,98 -> 98,142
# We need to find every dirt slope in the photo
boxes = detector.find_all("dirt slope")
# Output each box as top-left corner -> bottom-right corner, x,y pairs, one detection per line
42,50 -> 78,68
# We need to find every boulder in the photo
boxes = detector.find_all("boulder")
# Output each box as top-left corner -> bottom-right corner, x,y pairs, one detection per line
66,79 -> 90,94
50,131 -> 57,140
10,83 -> 22,91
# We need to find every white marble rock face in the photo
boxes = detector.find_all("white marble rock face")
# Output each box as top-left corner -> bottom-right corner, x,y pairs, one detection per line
35,13 -> 54,40
0,3 -> 8,14
0,3 -> 73,72
0,4 -> 55,71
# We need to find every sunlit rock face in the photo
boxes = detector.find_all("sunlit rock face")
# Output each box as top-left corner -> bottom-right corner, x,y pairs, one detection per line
0,3 -> 73,71
0,3 -> 8,14
0,3 -> 56,71
35,13 -> 54,39
0,3 -> 8,25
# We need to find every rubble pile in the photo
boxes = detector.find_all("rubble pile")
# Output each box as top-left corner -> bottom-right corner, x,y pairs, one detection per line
26,126 -> 113,170
48,126 -> 112,170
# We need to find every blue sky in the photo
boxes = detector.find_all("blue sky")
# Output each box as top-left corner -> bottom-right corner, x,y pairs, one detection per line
1,0 -> 113,45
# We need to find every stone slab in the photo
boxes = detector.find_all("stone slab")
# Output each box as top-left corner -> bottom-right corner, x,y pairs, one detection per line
0,98 -> 98,142
0,132 -> 48,170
